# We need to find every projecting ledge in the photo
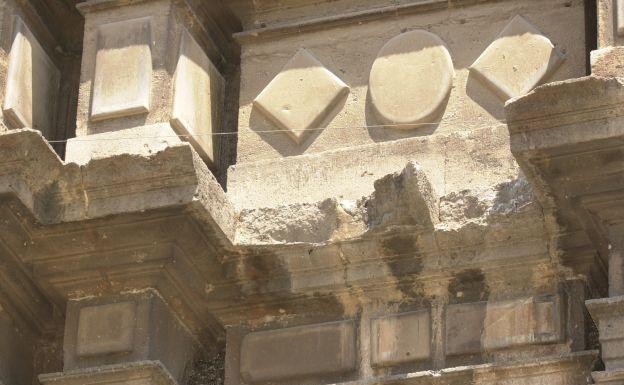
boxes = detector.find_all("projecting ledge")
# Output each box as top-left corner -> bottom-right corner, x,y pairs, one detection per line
505,76 -> 624,155
39,361 -> 177,385
322,351 -> 597,385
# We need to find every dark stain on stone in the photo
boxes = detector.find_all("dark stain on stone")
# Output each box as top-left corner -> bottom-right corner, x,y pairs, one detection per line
448,268 -> 489,304
241,249 -> 345,321
33,181 -> 63,223
382,234 -> 425,298
382,234 -> 417,258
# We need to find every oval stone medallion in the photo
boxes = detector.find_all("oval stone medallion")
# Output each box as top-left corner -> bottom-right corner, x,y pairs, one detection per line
369,30 -> 454,129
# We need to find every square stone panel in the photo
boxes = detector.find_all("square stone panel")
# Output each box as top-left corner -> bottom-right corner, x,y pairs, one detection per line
3,17 -> 60,137
76,301 -> 137,357
446,302 -> 486,356
171,29 -> 224,166
470,15 -> 565,101
253,48 -> 349,144
91,17 -> 152,121
371,310 -> 431,367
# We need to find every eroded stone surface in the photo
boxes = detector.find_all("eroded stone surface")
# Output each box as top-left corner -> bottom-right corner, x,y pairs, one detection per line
171,29 -> 225,166
369,30 -> 454,128
240,321 -> 356,383
91,17 -> 152,121
2,17 -> 60,136
591,46 -> 624,77
371,310 -> 431,367
253,48 -> 349,143
470,15 -> 565,101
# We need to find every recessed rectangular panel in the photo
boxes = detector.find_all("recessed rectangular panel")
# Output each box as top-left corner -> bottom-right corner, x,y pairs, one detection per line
445,302 -> 486,356
240,320 -> 356,383
91,17 -> 152,121
483,297 -> 560,350
3,17 -> 60,137
371,310 -> 431,367
171,30 -> 224,165
76,301 -> 137,357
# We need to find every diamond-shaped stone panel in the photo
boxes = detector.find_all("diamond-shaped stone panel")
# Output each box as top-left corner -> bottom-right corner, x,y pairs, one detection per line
253,48 -> 349,143
470,15 -> 565,101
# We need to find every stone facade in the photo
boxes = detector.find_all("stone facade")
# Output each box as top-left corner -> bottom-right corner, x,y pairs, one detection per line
0,1 -> 621,385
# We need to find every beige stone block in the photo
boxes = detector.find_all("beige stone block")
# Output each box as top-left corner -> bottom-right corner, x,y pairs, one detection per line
2,16 -> 60,136
446,302 -> 486,356
370,310 -> 431,367
65,123 -> 183,165
171,30 -> 224,165
76,301 -> 137,357
470,15 -> 565,101
591,47 -> 624,77
253,48 -> 349,144
369,30 -> 453,129
91,17 -> 152,121
240,320 -> 356,383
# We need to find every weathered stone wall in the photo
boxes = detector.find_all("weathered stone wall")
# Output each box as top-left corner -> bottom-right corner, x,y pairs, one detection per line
0,1 -> 617,385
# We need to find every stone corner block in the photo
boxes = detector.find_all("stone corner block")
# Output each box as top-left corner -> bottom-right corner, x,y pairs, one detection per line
370,309 -> 431,367
62,290 -> 200,383
586,296 -> 624,371
240,320 -> 356,383
591,46 -> 624,78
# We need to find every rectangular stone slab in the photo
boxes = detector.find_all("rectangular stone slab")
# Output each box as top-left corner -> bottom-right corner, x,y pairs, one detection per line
446,302 -> 487,356
483,297 -> 559,350
370,310 -> 431,367
171,29 -> 224,166
240,320 -> 356,383
2,16 -> 60,137
91,17 -> 152,121
446,296 -> 561,356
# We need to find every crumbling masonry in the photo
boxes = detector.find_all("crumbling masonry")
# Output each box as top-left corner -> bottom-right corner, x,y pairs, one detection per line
0,1 -> 623,385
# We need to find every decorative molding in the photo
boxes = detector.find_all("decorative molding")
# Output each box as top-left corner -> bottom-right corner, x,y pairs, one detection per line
470,15 -> 565,101
233,0 -> 512,43
369,30 -> 453,128
253,48 -> 349,144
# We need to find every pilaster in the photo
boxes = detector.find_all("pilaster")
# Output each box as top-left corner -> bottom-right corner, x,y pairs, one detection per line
39,290 -> 203,385
65,0 -> 239,171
